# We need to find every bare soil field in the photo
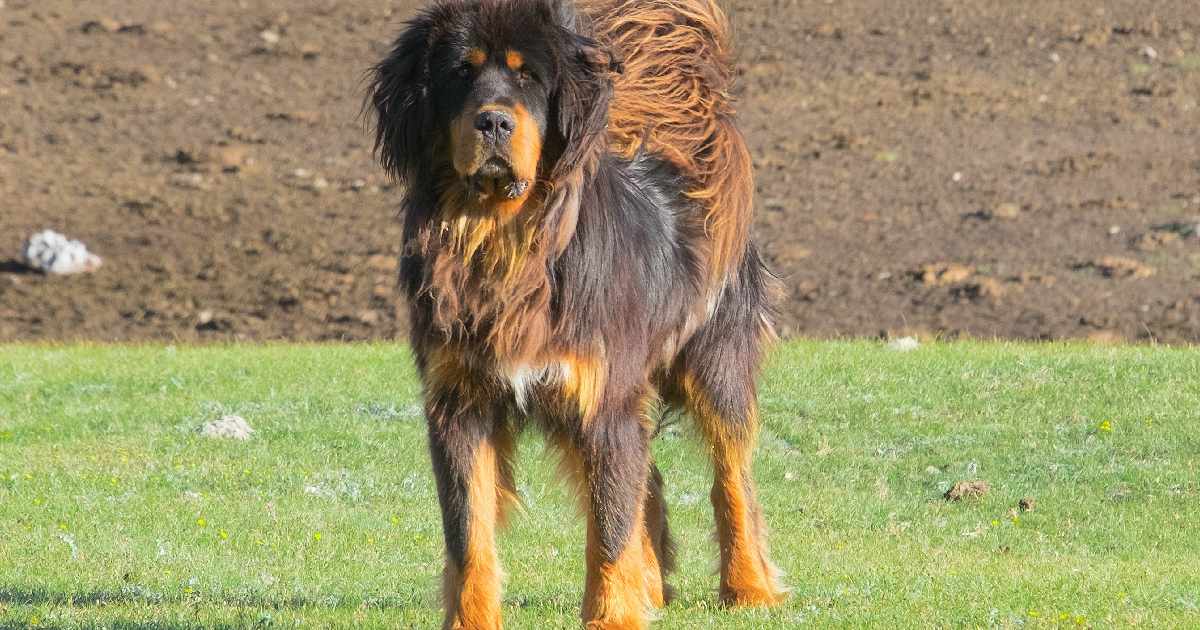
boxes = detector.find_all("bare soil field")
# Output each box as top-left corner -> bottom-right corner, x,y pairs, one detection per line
2,1 -> 1199,343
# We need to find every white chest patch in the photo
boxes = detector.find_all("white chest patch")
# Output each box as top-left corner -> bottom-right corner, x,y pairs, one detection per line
506,362 -> 572,412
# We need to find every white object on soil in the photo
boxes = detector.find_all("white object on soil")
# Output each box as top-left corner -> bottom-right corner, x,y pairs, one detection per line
23,230 -> 103,275
888,336 -> 920,352
200,415 -> 255,440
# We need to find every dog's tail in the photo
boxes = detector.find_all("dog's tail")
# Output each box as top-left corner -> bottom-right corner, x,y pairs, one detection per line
582,0 -> 752,282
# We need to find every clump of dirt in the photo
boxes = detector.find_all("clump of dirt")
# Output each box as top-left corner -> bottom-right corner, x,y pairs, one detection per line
919,263 -> 975,287
944,480 -> 991,501
1018,497 -> 1037,512
200,415 -> 254,441
1076,256 -> 1157,279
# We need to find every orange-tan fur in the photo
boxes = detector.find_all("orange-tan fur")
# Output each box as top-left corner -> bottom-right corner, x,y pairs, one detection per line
581,0 -> 754,283
678,371 -> 786,605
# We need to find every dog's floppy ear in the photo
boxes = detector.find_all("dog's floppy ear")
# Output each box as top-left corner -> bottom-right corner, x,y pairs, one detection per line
369,15 -> 435,182
549,33 -> 622,180
541,31 -> 622,256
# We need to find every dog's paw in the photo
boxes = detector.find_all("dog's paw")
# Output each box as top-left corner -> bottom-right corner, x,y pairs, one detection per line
719,582 -> 789,608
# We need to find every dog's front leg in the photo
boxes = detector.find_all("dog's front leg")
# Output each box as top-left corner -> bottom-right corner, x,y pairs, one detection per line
573,390 -> 655,630
424,369 -> 515,630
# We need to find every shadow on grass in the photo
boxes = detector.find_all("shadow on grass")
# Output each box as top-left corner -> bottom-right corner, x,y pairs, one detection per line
0,622 -> 230,630
0,585 -> 428,621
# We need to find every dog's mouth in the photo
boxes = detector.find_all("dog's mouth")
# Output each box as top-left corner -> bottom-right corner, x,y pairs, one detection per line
469,156 -> 530,201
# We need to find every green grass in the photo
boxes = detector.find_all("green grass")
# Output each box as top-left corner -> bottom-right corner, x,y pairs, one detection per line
1,342 -> 1198,628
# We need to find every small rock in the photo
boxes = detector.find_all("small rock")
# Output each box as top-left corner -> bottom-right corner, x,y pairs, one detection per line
259,30 -> 281,46
1141,45 -> 1158,60
994,202 -> 1021,219
1132,230 -> 1180,252
920,262 -> 974,286
1090,256 -> 1156,279
23,230 -> 103,275
84,17 -> 124,33
216,144 -> 248,170
299,43 -> 322,60
200,415 -> 254,441
168,172 -> 207,190
944,480 -> 990,501
1083,28 -> 1110,48
1018,497 -> 1037,512
268,110 -> 321,125
137,65 -> 162,84
301,177 -> 330,192
971,277 -> 1007,300
227,127 -> 265,144
888,336 -> 920,352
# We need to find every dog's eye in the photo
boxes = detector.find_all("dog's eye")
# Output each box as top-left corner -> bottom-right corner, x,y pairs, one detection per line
518,68 -> 537,84
457,64 -> 473,78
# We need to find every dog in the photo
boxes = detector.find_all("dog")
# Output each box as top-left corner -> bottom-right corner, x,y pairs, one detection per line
369,1 -> 785,627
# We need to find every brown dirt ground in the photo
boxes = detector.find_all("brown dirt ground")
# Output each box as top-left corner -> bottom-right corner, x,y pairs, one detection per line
2,1 -> 1199,343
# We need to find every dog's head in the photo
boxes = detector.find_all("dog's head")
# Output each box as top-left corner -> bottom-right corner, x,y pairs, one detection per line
370,0 -> 621,217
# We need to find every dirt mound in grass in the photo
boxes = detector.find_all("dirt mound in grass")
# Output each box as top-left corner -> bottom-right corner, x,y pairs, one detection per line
2,1 -> 1199,343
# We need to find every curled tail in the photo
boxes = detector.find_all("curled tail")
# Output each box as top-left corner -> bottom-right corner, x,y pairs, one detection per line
582,0 -> 753,282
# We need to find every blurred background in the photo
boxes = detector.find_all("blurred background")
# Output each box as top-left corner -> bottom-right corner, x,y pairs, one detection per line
1,0 -> 1198,343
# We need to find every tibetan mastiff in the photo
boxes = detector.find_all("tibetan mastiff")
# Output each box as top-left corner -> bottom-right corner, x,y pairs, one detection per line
369,1 -> 785,627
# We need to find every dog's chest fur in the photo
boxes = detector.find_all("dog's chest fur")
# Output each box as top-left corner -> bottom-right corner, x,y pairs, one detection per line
504,361 -> 571,412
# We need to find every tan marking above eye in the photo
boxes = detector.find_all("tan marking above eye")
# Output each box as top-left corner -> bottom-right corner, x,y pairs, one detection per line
505,50 -> 525,72
467,48 -> 487,68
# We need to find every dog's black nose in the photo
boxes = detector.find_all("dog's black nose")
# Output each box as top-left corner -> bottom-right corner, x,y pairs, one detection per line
475,110 -> 515,138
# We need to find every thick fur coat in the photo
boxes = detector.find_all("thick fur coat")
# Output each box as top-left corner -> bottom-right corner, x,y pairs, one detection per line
369,1 -> 785,628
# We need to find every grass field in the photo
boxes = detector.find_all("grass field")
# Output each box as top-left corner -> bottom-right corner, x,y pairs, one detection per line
1,342 -> 1198,628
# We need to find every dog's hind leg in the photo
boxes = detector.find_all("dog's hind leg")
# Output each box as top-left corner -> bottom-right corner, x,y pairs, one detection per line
688,384 -> 786,607
642,463 -> 676,607
422,350 -> 517,630
670,258 -> 787,607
